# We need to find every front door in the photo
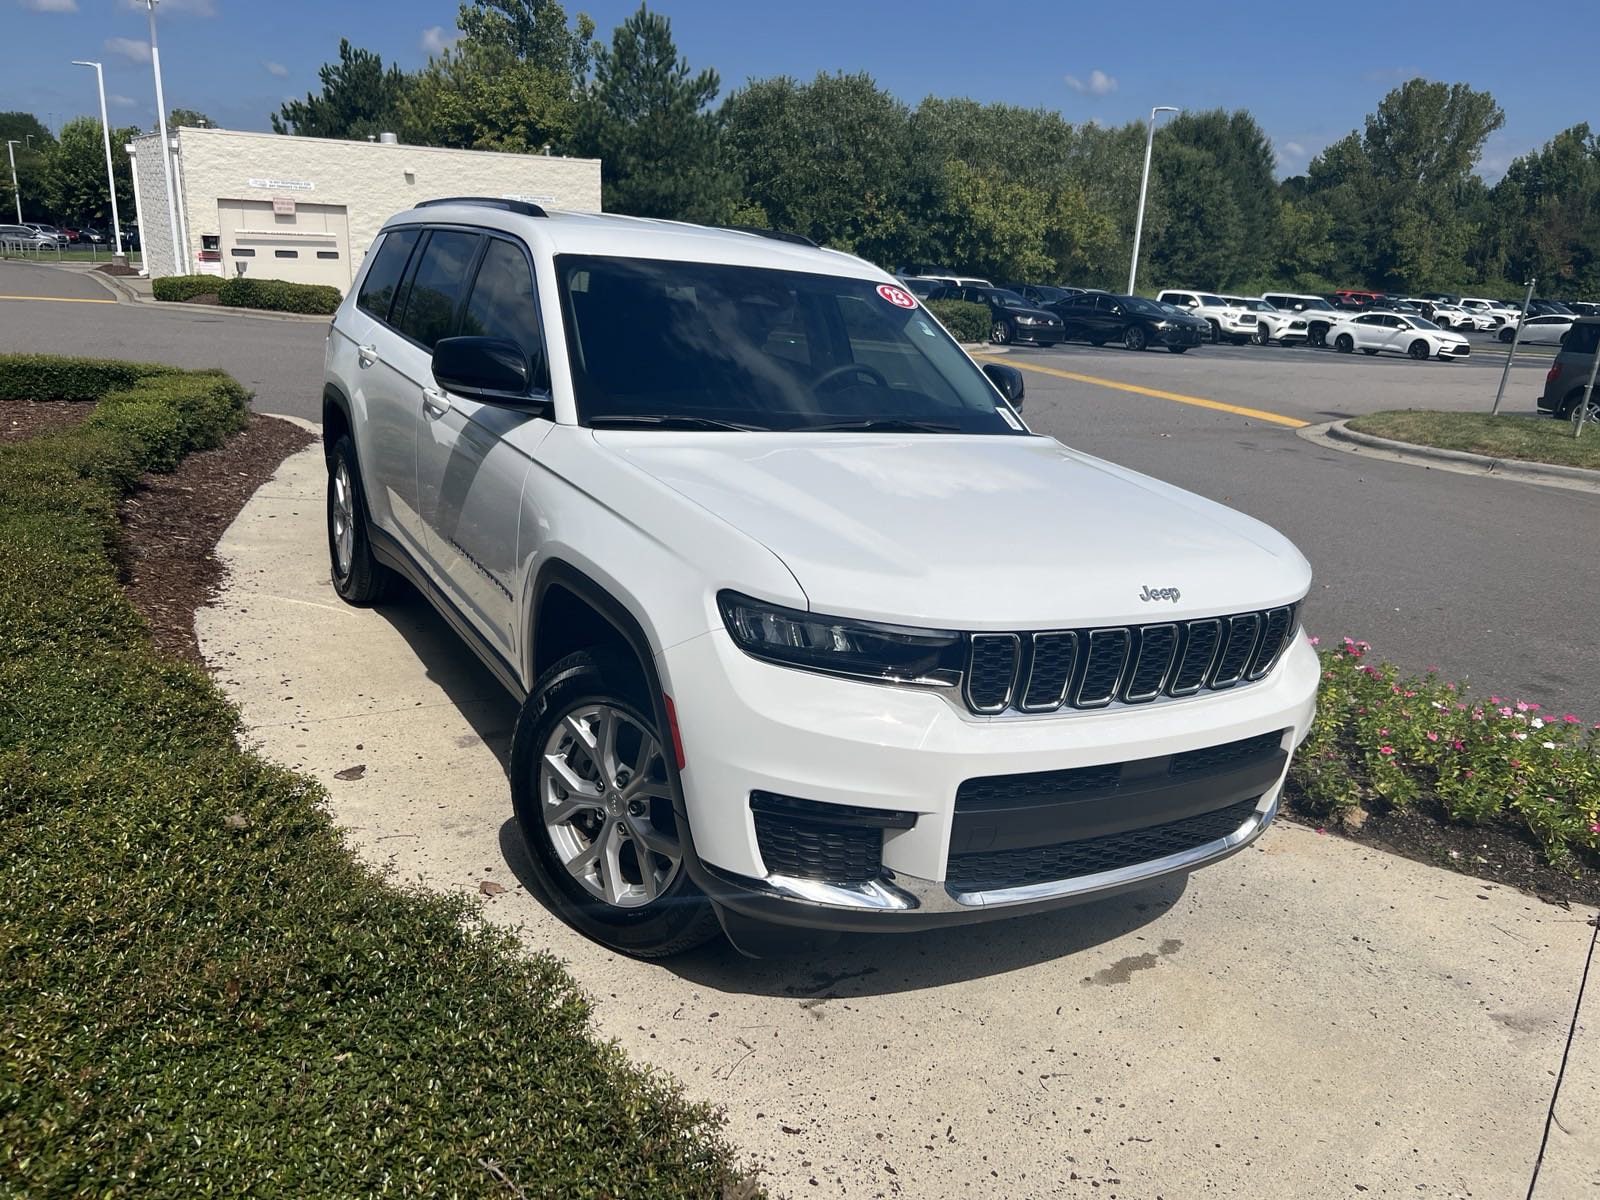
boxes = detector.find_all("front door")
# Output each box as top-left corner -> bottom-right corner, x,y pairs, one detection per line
416,234 -> 551,666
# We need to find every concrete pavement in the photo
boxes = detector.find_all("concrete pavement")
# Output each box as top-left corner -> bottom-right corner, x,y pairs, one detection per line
197,437 -> 1598,1200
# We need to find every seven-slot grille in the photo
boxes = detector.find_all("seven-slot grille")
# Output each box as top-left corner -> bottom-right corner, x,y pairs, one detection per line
962,606 -> 1297,715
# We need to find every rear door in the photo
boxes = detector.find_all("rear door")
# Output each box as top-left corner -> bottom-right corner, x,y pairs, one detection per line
415,233 -> 550,664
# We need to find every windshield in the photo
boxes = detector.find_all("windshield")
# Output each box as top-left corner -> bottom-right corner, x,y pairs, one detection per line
557,255 -> 1023,434
1197,293 -> 1225,306
991,289 -> 1030,308
1120,296 -> 1165,316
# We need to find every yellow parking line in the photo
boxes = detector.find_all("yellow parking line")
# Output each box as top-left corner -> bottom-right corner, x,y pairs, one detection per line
0,293 -> 116,304
975,353 -> 1309,429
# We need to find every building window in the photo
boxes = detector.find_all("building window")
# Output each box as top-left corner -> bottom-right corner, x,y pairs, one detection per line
316,250 -> 339,260
231,247 -> 255,257
275,249 -> 298,259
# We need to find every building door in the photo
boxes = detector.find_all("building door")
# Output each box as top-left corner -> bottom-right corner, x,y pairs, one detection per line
216,198 -> 351,288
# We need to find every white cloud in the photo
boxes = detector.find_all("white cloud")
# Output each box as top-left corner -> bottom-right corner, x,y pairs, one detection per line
108,93 -> 136,107
1283,141 -> 1306,158
119,0 -> 216,14
21,0 -> 79,12
263,60 -> 288,78
420,24 -> 459,54
1064,69 -> 1118,97
105,36 -> 151,64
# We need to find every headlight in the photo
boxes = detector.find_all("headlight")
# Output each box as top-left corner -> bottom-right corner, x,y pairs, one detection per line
1016,315 -> 1041,325
718,592 -> 963,687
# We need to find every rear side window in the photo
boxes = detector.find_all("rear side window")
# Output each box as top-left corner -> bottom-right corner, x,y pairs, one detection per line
1564,323 -> 1600,356
460,237 -> 548,388
393,230 -> 482,351
356,228 -> 421,322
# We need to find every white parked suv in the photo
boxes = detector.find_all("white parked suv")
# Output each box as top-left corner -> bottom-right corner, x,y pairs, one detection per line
1155,289 -> 1259,344
322,198 -> 1319,958
1221,296 -> 1309,346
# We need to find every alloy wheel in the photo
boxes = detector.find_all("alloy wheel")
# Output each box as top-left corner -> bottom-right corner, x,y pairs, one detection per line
331,460 -> 355,579
539,703 -> 681,908
990,321 -> 1011,345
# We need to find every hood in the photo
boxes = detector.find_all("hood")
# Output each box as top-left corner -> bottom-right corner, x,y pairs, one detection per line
1003,305 -> 1062,323
597,432 -> 1311,629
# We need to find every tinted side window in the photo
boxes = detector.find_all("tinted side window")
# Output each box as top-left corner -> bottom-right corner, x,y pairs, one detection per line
1094,295 -> 1118,313
1564,323 -> 1600,356
394,229 -> 482,351
461,237 -> 548,387
356,227 -> 421,322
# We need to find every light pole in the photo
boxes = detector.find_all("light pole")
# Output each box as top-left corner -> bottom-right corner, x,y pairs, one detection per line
4,140 -> 20,222
71,60 -> 127,266
1127,105 -> 1178,296
144,0 -> 182,277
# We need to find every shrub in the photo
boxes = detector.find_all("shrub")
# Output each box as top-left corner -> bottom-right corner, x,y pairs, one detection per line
217,276 -> 342,315
0,354 -> 173,401
0,353 -> 750,1198
151,273 -> 222,303
926,298 -> 991,344
1290,637 -> 1600,870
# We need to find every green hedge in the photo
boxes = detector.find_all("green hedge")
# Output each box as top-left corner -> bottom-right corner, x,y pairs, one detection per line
217,276 -> 342,315
0,354 -> 749,1198
926,298 -> 992,344
151,273 -> 221,303
0,353 -> 175,402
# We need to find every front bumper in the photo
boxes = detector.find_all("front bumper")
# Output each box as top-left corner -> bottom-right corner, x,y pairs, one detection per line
660,629 -> 1320,931
1014,322 -> 1064,344
1158,326 -> 1206,346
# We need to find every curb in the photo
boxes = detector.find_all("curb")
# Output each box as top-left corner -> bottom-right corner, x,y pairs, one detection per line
1299,419 -> 1600,495
25,260 -> 330,324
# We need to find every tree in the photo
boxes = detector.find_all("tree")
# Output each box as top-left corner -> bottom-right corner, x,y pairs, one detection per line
1146,143 -> 1243,287
169,108 -> 213,129
37,115 -> 137,226
0,112 -> 55,222
1162,109 -> 1279,281
272,39 -> 410,139
571,4 -> 735,222
455,0 -> 594,79
1491,125 -> 1600,294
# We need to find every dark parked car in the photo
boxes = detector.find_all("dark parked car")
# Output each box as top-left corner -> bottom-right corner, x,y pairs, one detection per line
1539,317 -> 1600,422
76,226 -> 109,245
1048,292 -> 1208,353
930,284 -> 1065,346
1004,282 -> 1086,307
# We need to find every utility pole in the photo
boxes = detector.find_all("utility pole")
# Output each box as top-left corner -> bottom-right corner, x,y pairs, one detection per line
1127,106 -> 1178,296
145,0 -> 182,276
1490,278 -> 1536,417
4,141 -> 20,222
72,60 -> 127,267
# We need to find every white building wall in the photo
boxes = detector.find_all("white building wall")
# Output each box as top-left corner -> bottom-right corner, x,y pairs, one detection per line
164,127 -> 602,287
128,132 -> 177,278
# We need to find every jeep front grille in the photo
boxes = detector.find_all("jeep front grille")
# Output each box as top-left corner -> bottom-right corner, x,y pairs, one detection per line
961,606 -> 1297,715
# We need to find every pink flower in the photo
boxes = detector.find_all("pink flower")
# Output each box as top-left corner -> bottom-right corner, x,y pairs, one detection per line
1377,728 -> 1389,736
1591,821 -> 1600,835
1404,690 -> 1417,698
1308,635 -> 1320,646
1516,701 -> 1531,713
1463,769 -> 1475,779
1498,706 -> 1514,719
1379,745 -> 1396,756
1563,714 -> 1581,724
1452,740 -> 1466,751
1426,732 -> 1440,742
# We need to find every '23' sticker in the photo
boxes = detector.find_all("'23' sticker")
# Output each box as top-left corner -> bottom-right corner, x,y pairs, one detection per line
876,283 -> 917,309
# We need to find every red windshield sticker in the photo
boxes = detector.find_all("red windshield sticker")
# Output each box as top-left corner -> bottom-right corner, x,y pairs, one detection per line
877,283 -> 917,309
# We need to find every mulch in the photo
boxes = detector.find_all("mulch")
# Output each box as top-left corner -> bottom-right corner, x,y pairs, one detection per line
117,414 -> 314,666
1,398 -> 94,444
94,262 -> 140,277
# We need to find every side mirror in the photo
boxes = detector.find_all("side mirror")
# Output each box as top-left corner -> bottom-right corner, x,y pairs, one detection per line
432,336 -> 545,410
982,362 -> 1025,411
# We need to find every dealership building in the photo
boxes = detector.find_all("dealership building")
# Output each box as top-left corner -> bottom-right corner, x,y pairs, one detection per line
126,126 -> 602,286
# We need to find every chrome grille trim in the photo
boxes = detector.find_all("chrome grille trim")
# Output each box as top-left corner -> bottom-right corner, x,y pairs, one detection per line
1020,632 -> 1078,712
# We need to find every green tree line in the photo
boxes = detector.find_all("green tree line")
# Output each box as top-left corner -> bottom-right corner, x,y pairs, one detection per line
1,112 -> 141,233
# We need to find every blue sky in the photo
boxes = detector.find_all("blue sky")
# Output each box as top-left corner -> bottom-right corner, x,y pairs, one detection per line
3,0 -> 1569,180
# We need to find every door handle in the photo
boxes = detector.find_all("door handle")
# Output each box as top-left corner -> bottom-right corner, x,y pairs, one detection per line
422,387 -> 452,417
356,343 -> 379,368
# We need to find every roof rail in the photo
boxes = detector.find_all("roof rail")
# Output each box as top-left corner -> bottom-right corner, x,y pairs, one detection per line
720,225 -> 818,248
413,196 -> 548,218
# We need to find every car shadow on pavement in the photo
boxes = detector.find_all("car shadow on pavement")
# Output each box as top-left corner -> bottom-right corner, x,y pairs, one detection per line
496,816 -> 1187,995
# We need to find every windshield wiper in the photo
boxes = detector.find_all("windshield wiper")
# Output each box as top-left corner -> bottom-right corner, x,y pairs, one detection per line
587,414 -> 763,431
802,418 -> 962,433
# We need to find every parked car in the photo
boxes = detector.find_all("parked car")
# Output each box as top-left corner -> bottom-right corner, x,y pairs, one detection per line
1566,301 -> 1600,318
1259,292 -> 1347,347
1457,297 -> 1512,328
930,284 -> 1065,346
321,199 -> 1317,957
1530,298 -> 1575,316
1428,303 -> 1494,332
123,223 -> 140,251
1539,317 -> 1600,423
1503,314 -> 1573,346
899,277 -> 943,301
1329,312 -> 1471,360
1004,283 -> 1086,307
23,223 -> 68,247
0,223 -> 59,251
1222,296 -> 1308,345
1050,291 -> 1208,352
76,226 -> 110,245
1333,289 -> 1386,309
1155,289 -> 1259,343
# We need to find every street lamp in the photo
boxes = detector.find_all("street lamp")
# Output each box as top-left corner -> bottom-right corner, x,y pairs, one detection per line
71,60 -> 128,266
143,0 -> 182,276
4,140 -> 20,222
1126,105 -> 1179,296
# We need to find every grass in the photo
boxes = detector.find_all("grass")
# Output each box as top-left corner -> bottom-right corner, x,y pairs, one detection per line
1347,410 -> 1600,470
0,354 -> 751,1199
0,247 -> 141,265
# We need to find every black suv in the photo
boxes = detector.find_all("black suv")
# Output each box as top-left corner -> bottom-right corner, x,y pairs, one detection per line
1050,292 -> 1208,353
931,285 -> 1064,346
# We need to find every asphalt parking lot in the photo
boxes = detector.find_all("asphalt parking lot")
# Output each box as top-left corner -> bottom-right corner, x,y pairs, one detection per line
2,259 -> 1597,713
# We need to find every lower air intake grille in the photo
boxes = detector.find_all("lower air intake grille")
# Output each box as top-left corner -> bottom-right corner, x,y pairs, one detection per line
750,792 -> 914,884
945,798 -> 1261,892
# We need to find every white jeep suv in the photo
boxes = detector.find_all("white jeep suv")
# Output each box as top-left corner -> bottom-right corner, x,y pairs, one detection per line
322,198 -> 1319,958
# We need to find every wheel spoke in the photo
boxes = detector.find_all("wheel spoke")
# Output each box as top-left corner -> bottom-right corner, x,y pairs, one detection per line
594,706 -> 621,784
598,819 -> 626,905
626,811 -> 678,859
562,712 -> 598,757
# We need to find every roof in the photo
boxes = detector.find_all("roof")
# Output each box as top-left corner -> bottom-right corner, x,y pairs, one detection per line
383,200 -> 883,279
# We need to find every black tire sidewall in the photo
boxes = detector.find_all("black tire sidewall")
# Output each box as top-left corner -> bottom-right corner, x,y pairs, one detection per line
327,435 -> 389,604
1336,334 -> 1354,353
509,651 -> 716,956
1124,326 -> 1146,351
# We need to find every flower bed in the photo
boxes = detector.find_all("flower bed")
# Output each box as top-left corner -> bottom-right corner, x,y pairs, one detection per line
1289,638 -> 1600,872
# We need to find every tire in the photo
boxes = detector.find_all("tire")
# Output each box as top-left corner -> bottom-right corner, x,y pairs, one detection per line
508,650 -> 721,958
1570,395 -> 1600,433
1123,325 -> 1147,351
1309,323 -> 1328,347
990,320 -> 1012,345
1334,333 -> 1355,354
1167,345 -> 1190,354
1250,327 -> 1268,346
1206,320 -> 1221,344
327,434 -> 395,605
1407,339 -> 1430,360
1498,327 -> 1515,343
1361,348 -> 1379,356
